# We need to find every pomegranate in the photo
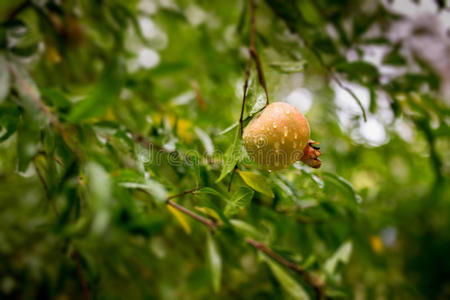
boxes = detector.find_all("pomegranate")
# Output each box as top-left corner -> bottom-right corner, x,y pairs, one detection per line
243,102 -> 321,170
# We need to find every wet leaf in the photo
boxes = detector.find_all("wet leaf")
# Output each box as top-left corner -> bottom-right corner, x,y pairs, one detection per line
216,129 -> 244,182
238,170 -> 274,198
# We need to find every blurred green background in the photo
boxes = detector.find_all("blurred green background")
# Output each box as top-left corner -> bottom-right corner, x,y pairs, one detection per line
0,0 -> 449,299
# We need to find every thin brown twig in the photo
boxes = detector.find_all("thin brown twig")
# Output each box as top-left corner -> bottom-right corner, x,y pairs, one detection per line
248,0 -> 269,107
233,0 -> 271,189
8,63 -> 63,131
239,55 -> 252,137
166,200 -> 217,230
8,63 -> 80,157
246,238 -> 326,300
165,187 -> 217,230
264,5 -> 366,122
141,186 -> 326,298
72,251 -> 90,300
139,186 -> 217,230
250,47 -> 269,106
239,0 -> 270,136
167,186 -> 204,201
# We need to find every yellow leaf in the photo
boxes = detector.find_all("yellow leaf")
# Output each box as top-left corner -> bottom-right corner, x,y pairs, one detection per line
195,206 -> 222,224
167,204 -> 191,234
370,235 -> 383,253
104,107 -> 116,121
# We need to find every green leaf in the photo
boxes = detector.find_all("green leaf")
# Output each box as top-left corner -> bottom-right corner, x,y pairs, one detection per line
312,38 -> 336,55
238,171 -> 274,198
369,86 -> 377,114
207,233 -> 222,293
0,55 -> 10,102
324,241 -> 353,276
248,93 -> 267,116
270,61 -> 307,74
194,127 -> 214,155
224,186 -> 254,217
41,88 -> 71,109
196,187 -> 226,200
336,61 -> 379,84
261,254 -> 310,300
118,179 -> 168,204
216,129 -> 244,182
322,172 -> 362,203
230,219 -> 263,240
17,110 -> 40,172
0,104 -> 20,142
218,122 -> 238,136
383,48 -> 407,66
68,61 -> 124,122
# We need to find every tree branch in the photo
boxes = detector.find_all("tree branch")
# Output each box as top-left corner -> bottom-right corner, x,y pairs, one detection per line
140,186 -> 218,230
8,63 -> 63,131
246,238 -> 326,300
156,186 -> 327,299
165,187 -> 218,230
264,4 -> 366,122
7,62 -> 79,154
239,0 -> 270,136
166,200 -> 217,230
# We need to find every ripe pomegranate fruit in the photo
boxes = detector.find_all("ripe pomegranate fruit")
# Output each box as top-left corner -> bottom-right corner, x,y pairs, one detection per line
243,102 -> 321,170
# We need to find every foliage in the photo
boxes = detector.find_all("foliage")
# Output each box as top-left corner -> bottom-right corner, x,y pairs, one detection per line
0,0 -> 449,299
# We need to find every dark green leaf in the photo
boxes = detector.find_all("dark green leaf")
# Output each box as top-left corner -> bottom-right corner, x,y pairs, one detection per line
0,55 -> 10,102
68,61 -> 124,122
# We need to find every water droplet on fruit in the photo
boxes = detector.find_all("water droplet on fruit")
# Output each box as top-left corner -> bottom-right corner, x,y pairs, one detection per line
274,142 -> 280,149
281,137 -> 285,144
283,126 -> 288,137
285,110 -> 290,115
294,132 -> 298,139
272,122 -> 277,129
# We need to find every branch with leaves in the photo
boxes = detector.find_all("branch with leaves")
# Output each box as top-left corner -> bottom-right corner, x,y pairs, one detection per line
158,187 -> 327,299
239,0 -> 270,136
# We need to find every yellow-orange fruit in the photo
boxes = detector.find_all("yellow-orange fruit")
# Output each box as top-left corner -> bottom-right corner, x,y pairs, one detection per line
243,102 -> 311,170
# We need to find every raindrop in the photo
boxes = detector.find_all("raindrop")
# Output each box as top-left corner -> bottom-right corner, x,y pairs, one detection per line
281,137 -> 285,144
294,132 -> 298,139
285,110 -> 290,115
283,126 -> 288,137
268,169 -> 272,173
272,122 -> 277,129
